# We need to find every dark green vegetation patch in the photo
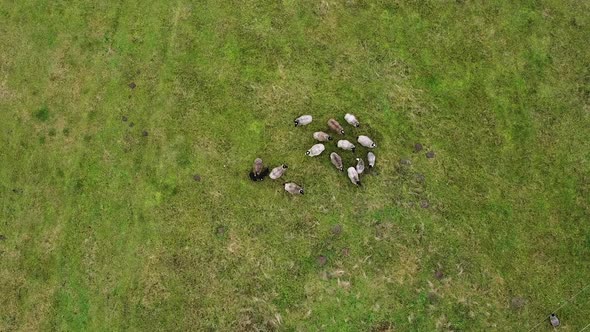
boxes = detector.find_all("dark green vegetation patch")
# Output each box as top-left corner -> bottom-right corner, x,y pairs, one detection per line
34,106 -> 50,122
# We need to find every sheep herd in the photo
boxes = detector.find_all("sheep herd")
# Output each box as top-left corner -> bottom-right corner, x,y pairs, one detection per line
249,114 -> 377,195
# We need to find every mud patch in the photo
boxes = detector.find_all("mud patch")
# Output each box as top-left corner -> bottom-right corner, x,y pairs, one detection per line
317,255 -> 327,266
414,143 -> 423,152
434,268 -> 444,280
193,174 -> 201,182
510,297 -> 526,310
372,322 -> 395,332
129,82 -> 136,89
216,226 -> 226,236
426,151 -> 435,158
331,224 -> 342,235
341,247 -> 350,257
414,173 -> 425,183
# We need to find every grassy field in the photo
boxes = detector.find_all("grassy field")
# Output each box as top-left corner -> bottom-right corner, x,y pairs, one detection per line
1,0 -> 589,330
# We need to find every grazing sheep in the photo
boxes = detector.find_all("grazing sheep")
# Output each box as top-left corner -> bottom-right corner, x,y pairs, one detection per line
327,119 -> 345,135
253,158 -> 263,174
549,314 -> 560,327
347,167 -> 361,186
294,115 -> 313,127
357,135 -> 376,148
249,158 -> 269,181
367,152 -> 376,168
330,152 -> 343,171
355,158 -> 365,175
344,113 -> 360,127
337,140 -> 355,152
284,182 -> 304,195
313,131 -> 332,142
269,164 -> 288,180
306,143 -> 325,157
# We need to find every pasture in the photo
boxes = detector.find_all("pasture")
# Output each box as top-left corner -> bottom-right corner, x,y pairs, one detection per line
1,1 -> 589,330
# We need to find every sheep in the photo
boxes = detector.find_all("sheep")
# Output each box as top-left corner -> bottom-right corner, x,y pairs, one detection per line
269,164 -> 288,180
357,135 -> 376,148
294,115 -> 313,127
327,118 -> 345,135
355,158 -> 365,175
549,314 -> 560,327
313,131 -> 332,142
249,158 -> 269,181
337,140 -> 355,152
347,167 -> 361,186
344,113 -> 360,127
330,152 -> 343,171
367,152 -> 376,168
306,143 -> 325,157
253,158 -> 263,175
284,182 -> 304,195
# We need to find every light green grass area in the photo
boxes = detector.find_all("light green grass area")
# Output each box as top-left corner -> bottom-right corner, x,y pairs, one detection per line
1,1 -> 589,330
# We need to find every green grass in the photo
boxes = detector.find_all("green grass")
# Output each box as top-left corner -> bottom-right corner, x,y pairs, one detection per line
1,0 -> 589,330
